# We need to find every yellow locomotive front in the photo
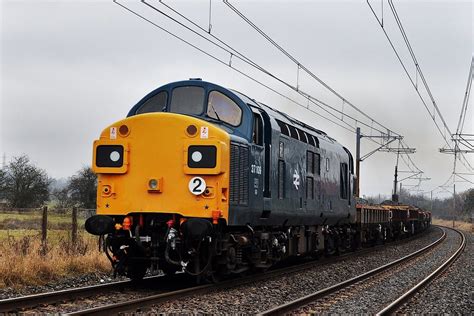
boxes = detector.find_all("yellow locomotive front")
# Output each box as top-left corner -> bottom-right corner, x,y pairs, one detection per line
92,112 -> 230,222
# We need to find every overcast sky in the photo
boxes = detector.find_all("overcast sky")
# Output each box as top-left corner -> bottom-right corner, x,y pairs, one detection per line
1,0 -> 472,198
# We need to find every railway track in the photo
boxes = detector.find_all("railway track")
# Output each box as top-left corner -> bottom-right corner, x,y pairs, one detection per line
376,227 -> 466,315
0,227 -> 439,315
62,243 -> 403,316
0,274 -> 194,314
257,226 -> 464,316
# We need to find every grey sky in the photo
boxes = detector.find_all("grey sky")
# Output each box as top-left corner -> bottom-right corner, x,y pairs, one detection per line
1,0 -> 472,198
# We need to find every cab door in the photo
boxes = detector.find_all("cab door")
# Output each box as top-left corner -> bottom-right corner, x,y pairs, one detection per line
248,110 -> 265,215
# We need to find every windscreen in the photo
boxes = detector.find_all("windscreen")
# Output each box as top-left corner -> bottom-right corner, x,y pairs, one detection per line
169,86 -> 205,115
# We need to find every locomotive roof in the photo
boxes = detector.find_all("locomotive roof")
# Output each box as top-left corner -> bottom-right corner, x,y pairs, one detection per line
130,79 -> 341,146
229,89 -> 335,142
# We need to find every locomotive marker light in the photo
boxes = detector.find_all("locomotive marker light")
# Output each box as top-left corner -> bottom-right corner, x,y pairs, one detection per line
187,145 -> 217,168
189,176 -> 206,195
186,124 -> 198,137
93,140 -> 128,174
110,151 -> 120,162
148,178 -> 162,192
149,179 -> 158,189
191,151 -> 203,162
118,124 -> 130,137
95,145 -> 124,167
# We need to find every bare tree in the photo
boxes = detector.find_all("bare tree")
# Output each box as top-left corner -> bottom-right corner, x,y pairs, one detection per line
68,166 -> 97,209
51,187 -> 75,209
462,188 -> 474,215
3,155 -> 51,208
0,169 -> 6,200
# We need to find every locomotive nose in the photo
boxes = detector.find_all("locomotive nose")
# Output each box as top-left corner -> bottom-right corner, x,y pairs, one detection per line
92,113 -> 230,222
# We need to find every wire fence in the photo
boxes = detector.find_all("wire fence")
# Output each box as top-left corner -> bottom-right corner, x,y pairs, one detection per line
0,207 -> 97,253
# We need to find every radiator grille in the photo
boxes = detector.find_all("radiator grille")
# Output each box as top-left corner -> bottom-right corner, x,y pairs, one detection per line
230,143 -> 249,205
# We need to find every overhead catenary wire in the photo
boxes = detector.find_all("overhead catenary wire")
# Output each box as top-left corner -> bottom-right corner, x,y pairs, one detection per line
142,0 -> 370,136
223,0 -> 401,140
145,0 -> 400,143
222,0 -> 430,184
135,0 -> 412,150
112,0 -> 356,134
456,57 -> 473,135
367,0 -> 474,173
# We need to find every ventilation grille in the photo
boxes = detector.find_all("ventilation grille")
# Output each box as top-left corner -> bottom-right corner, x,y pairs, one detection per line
230,143 -> 249,205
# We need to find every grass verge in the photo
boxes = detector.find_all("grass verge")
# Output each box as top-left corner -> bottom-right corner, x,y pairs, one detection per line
432,218 -> 473,232
0,234 -> 110,288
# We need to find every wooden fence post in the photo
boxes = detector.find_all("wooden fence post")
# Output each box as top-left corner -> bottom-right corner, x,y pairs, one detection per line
41,206 -> 47,255
72,207 -> 78,246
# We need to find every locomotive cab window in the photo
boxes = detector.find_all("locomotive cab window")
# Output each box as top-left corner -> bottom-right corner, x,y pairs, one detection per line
170,86 -> 205,115
207,91 -> 242,126
276,120 -> 290,136
252,113 -> 263,146
340,163 -> 349,200
315,153 -> 321,175
136,91 -> 168,114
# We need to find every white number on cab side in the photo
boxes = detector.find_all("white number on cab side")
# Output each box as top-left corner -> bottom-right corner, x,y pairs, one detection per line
188,177 -> 206,195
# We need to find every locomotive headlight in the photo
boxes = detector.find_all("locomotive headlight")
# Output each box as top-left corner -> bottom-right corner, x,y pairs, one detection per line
109,151 -> 121,162
187,145 -> 217,168
191,151 -> 203,162
147,177 -> 162,192
96,145 -> 124,167
149,179 -> 158,189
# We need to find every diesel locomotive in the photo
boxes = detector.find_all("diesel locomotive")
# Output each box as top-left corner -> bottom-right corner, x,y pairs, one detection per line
85,79 -> 431,280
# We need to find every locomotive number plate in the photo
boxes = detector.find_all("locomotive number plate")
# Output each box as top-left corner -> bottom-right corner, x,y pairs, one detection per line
189,177 -> 206,195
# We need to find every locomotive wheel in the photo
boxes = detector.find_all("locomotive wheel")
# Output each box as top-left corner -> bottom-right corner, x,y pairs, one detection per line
161,262 -> 181,276
226,247 -> 237,271
127,263 -> 147,281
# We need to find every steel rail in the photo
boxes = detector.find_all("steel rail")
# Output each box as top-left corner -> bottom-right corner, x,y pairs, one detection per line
376,227 -> 466,315
0,275 -> 167,312
257,226 -> 447,316
65,228 -> 438,315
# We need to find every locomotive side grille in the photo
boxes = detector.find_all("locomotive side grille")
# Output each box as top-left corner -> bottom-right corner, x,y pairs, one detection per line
230,144 -> 239,204
239,146 -> 249,205
230,142 -> 249,206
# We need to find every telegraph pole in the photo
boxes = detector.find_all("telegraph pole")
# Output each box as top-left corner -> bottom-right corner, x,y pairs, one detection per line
354,127 -> 415,199
453,182 -> 456,228
399,182 -> 402,202
430,190 -> 433,212
355,127 -> 361,197
392,143 -> 401,202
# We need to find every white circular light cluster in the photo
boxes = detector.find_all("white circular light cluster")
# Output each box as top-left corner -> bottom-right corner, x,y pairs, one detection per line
110,151 -> 121,162
191,151 -> 203,163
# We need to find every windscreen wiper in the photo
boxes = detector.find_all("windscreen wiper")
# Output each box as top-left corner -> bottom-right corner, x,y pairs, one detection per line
209,104 -> 222,121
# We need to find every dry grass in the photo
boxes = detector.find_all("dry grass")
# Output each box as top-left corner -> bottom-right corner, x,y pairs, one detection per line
432,218 -> 473,233
0,234 -> 110,288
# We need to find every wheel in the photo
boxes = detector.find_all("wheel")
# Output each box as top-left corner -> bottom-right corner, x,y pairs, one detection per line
161,262 -> 181,276
127,264 -> 147,281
